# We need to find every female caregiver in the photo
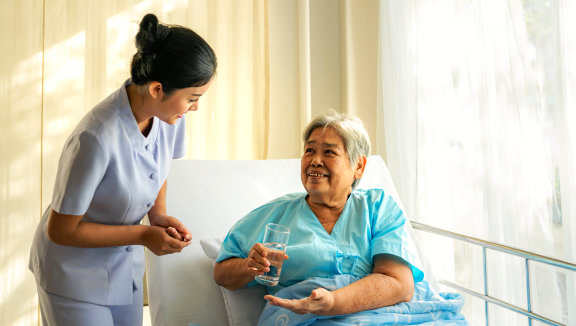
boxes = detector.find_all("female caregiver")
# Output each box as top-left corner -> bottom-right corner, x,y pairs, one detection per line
214,112 -> 422,317
29,13 -> 217,326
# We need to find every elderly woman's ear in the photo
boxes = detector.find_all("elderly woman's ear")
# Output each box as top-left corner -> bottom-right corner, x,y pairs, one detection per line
353,156 -> 368,181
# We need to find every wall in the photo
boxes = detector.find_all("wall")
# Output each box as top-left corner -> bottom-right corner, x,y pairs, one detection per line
0,1 -> 44,325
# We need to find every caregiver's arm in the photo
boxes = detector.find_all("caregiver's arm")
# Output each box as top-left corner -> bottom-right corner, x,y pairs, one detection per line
47,209 -> 190,255
47,180 -> 191,255
264,254 -> 414,315
147,180 -> 192,242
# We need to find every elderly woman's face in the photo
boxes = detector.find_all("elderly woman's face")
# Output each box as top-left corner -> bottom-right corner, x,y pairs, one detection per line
301,127 -> 360,201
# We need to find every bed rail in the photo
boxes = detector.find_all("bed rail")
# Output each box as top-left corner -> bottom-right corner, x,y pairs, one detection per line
410,221 -> 576,326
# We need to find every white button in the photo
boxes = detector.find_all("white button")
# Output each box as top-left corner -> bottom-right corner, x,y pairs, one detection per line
147,201 -> 154,208
126,246 -> 133,252
149,173 -> 156,180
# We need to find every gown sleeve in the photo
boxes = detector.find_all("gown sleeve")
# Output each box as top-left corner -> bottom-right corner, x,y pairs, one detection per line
369,190 -> 425,282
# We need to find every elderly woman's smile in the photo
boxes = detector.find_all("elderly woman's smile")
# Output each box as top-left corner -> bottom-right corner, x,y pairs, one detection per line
307,172 -> 328,178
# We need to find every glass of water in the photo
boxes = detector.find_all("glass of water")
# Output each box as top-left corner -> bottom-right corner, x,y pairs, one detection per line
255,223 -> 290,286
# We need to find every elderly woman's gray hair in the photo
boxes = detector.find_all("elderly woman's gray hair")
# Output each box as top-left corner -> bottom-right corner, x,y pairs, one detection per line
303,112 -> 371,188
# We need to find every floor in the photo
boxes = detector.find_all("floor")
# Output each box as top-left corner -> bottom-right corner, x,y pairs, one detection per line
143,306 -> 152,326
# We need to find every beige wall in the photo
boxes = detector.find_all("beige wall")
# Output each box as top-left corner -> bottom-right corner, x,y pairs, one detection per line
1,1 -> 44,325
0,1 -> 380,325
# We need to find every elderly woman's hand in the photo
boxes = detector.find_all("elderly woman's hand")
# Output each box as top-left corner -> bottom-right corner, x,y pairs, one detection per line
264,288 -> 335,315
214,244 -> 288,290
246,243 -> 270,275
245,243 -> 289,276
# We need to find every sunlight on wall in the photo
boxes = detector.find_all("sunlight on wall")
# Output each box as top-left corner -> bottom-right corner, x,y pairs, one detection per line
42,31 -> 88,211
105,3 -> 152,83
159,0 -> 188,12
43,33 -> 86,94
42,31 -> 86,149
0,18 -> 43,325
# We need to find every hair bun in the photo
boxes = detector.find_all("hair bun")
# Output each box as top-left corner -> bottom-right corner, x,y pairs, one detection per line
136,13 -> 170,54
140,13 -> 159,35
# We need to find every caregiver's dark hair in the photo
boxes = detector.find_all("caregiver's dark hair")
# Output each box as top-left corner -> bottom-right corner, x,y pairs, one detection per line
130,13 -> 217,95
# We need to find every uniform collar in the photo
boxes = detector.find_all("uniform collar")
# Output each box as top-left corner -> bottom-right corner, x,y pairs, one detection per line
117,79 -> 159,152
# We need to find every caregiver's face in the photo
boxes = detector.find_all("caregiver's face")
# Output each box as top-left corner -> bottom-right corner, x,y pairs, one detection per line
301,127 -> 357,201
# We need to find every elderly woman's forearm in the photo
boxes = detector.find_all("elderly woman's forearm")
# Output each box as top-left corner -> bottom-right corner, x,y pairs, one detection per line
213,258 -> 254,290
329,272 -> 414,315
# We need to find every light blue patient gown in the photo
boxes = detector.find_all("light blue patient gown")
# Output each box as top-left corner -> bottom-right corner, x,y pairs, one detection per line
217,189 -> 425,292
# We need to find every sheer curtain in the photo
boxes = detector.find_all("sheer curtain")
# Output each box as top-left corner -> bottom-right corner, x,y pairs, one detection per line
379,0 -> 576,325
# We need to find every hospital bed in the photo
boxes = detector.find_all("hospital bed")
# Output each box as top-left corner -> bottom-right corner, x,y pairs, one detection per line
145,156 -> 576,326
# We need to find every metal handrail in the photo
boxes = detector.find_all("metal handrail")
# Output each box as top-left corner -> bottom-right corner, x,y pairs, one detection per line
439,280 -> 561,326
410,221 -> 576,326
410,222 -> 576,272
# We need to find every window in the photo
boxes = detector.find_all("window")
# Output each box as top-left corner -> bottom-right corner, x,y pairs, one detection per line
379,1 -> 576,324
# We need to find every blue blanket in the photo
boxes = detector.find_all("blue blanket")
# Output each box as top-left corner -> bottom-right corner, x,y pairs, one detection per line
258,275 -> 468,325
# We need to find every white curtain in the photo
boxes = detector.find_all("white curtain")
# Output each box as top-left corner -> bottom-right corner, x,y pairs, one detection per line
379,0 -> 576,325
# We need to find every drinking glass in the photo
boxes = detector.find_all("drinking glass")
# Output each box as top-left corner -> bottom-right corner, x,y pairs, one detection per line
255,223 -> 290,286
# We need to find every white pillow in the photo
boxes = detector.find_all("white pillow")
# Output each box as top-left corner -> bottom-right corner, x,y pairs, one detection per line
199,238 -> 267,326
199,237 -> 223,260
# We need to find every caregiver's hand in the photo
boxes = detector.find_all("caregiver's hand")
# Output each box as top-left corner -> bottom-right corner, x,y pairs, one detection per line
149,214 -> 192,242
143,225 -> 191,256
264,287 -> 335,315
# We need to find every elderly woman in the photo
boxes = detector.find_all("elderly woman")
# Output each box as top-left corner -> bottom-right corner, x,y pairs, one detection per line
214,113 -> 465,325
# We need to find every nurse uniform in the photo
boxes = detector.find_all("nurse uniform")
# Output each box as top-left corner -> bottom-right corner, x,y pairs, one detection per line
217,188 -> 425,294
29,79 -> 185,325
